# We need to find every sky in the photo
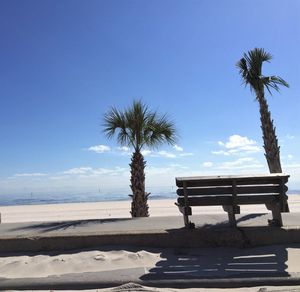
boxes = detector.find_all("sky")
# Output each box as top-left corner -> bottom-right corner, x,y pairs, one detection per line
0,0 -> 299,196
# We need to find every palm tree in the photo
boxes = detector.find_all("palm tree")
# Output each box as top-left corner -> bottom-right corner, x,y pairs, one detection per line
103,100 -> 176,217
237,48 -> 289,173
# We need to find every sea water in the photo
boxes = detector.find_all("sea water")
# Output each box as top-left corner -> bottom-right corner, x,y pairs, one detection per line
0,189 -> 177,206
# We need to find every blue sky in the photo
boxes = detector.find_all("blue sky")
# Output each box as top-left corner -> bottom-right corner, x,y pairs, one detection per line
0,0 -> 299,196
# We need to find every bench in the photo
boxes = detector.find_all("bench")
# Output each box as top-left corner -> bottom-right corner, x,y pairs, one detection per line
175,174 -> 289,228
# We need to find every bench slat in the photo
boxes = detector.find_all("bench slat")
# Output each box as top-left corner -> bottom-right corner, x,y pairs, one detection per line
176,174 -> 289,188
177,195 -> 279,206
177,185 -> 286,196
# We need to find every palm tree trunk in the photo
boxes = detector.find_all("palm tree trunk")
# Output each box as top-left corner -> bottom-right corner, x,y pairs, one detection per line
129,150 -> 149,217
258,94 -> 289,212
258,94 -> 282,173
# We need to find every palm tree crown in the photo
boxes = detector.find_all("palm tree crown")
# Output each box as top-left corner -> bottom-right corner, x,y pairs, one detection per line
104,100 -> 176,152
237,48 -> 289,96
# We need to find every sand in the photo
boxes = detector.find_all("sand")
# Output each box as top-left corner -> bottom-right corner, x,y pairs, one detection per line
1,194 -> 300,223
1,195 -> 300,291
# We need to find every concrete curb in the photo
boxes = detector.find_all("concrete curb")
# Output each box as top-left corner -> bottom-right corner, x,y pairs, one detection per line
1,226 -> 300,253
1,270 -> 300,290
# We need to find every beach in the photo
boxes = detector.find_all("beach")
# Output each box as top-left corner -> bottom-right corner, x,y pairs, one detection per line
1,194 -> 300,223
1,195 -> 300,291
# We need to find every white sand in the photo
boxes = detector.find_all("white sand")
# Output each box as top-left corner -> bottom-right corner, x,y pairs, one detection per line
1,245 -> 300,279
1,194 -> 300,223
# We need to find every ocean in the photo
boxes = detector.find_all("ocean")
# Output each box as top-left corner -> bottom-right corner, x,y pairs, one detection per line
0,190 -> 177,206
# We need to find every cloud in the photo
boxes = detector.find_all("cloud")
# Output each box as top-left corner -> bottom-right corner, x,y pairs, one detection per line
63,167 -> 93,175
286,134 -> 295,140
173,145 -> 183,152
62,166 -> 128,177
87,145 -> 111,153
224,135 -> 256,149
217,157 -> 264,170
179,152 -> 194,157
212,135 -> 261,156
211,150 -> 231,156
141,149 -> 152,156
288,154 -> 293,160
158,151 -> 176,158
14,173 -> 47,177
203,162 -> 213,167
118,146 -> 130,152
117,146 -> 131,156
283,163 -> 300,169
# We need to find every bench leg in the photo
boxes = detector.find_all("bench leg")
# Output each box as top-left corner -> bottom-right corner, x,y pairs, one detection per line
223,205 -> 238,227
183,214 -> 190,227
266,202 -> 283,227
282,194 -> 290,213
175,203 -> 195,228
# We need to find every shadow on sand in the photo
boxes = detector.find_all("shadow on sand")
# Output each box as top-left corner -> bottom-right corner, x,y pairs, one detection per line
140,244 -> 290,282
194,213 -> 268,229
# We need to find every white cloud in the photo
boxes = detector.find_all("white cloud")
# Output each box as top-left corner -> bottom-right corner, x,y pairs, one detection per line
284,163 -> 300,169
141,149 -> 152,156
117,146 -> 131,156
179,152 -> 194,157
203,162 -> 213,167
118,146 -> 130,152
224,135 -> 256,149
286,134 -> 295,140
158,151 -> 176,158
173,145 -> 183,152
63,167 -> 93,175
169,164 -> 189,169
217,157 -> 264,170
211,150 -> 231,156
212,135 -> 261,156
288,154 -> 293,160
87,145 -> 111,153
14,173 -> 47,177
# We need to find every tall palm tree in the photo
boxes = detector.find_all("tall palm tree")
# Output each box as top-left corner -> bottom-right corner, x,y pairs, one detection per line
236,48 -> 289,173
103,100 -> 176,217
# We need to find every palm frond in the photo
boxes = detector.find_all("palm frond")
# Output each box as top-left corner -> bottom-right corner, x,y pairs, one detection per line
237,48 -> 288,97
103,107 -> 125,138
103,106 -> 132,146
144,114 -> 177,149
236,58 -> 249,84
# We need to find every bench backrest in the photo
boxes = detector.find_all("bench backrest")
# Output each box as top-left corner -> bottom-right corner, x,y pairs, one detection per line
176,174 -> 289,207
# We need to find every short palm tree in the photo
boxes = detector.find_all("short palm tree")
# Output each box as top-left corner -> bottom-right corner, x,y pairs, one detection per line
103,100 -> 176,217
237,48 -> 289,174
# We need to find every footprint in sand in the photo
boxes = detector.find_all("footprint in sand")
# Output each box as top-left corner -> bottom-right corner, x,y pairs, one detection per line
94,254 -> 107,261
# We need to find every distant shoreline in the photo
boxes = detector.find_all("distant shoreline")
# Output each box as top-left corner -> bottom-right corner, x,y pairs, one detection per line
0,192 -> 177,207
0,190 -> 299,208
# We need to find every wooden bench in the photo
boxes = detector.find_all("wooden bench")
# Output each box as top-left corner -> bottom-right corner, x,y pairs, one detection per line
175,174 -> 289,228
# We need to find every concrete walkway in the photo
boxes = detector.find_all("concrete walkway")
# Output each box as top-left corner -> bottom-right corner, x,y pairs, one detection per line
1,212 -> 300,252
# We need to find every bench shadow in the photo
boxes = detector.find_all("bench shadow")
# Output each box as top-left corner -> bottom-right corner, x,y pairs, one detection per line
140,244 -> 290,282
8,218 -> 132,233
198,213 -> 267,229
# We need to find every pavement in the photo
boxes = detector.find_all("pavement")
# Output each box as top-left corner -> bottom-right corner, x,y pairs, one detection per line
1,212 -> 300,252
1,213 -> 300,290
